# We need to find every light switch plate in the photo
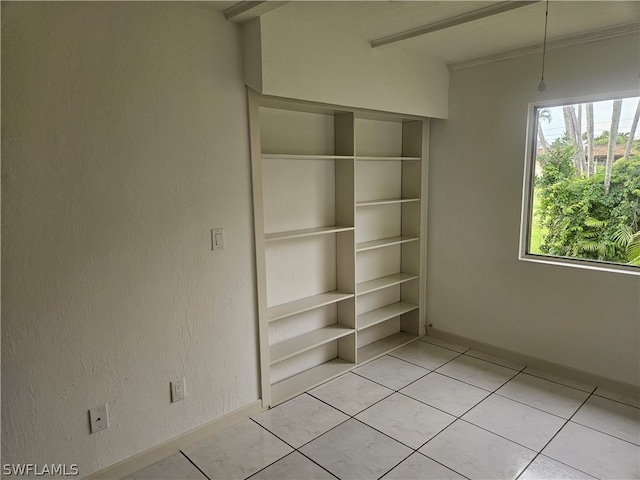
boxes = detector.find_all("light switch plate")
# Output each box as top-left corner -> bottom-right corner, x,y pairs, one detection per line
212,228 -> 225,251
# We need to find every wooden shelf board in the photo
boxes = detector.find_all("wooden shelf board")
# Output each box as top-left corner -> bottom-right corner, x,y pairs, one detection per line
356,156 -> 421,161
262,154 -> 354,161
270,325 -> 354,365
357,332 -> 419,364
356,198 -> 420,207
271,359 -> 354,405
356,236 -> 419,252
357,273 -> 419,295
265,226 -> 354,242
357,302 -> 419,331
268,291 -> 355,323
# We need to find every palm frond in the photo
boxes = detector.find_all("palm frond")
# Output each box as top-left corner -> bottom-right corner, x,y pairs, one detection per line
612,226 -> 632,247
627,231 -> 640,263
584,217 -> 607,228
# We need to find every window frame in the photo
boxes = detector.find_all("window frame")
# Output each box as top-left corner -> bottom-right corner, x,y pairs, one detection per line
519,90 -> 640,276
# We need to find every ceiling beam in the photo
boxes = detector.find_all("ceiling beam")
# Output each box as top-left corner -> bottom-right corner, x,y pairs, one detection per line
224,1 -> 288,23
371,1 -> 540,48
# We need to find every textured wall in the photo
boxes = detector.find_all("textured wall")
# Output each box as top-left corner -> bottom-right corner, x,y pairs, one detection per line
244,13 -> 450,119
428,34 -> 640,386
1,2 -> 259,475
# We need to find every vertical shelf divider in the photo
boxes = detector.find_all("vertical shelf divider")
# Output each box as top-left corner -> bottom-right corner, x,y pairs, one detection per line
247,88 -> 272,408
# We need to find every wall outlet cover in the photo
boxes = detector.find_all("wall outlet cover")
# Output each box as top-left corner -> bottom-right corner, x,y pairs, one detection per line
89,404 -> 109,434
171,377 -> 186,402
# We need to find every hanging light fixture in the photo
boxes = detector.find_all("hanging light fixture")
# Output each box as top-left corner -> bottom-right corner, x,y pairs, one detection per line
538,0 -> 550,92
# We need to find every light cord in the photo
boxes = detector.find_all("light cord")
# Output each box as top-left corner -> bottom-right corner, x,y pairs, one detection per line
538,0 -> 549,92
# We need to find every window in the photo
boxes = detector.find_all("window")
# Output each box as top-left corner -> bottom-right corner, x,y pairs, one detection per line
520,93 -> 640,275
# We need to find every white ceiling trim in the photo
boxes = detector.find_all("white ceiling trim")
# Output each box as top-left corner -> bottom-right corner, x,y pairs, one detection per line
224,1 -> 288,23
447,22 -> 640,70
371,1 -> 539,48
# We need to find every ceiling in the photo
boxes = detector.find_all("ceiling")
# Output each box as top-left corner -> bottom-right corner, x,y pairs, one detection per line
216,1 -> 640,69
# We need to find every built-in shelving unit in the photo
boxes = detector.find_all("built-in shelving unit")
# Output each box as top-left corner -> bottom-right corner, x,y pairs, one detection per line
248,89 -> 428,407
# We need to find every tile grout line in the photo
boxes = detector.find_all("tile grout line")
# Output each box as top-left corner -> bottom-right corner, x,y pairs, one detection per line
491,391 -> 578,421
569,419 -> 640,447
514,388 -> 598,480
591,391 -> 640,409
350,366 -> 431,392
247,418 -> 341,479
409,363 -> 534,475
418,452 -> 472,480
199,350 -> 632,480
520,370 -> 596,393
262,367 -> 467,479
179,450 -> 212,480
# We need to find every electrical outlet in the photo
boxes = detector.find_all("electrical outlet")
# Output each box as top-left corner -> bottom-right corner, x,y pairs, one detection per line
89,404 -> 109,434
171,377 -> 186,403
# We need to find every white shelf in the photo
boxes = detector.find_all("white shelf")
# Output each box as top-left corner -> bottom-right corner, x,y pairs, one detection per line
356,236 -> 419,252
356,156 -> 421,162
356,198 -> 419,207
357,302 -> 419,331
250,95 -> 426,407
265,226 -> 354,242
270,325 -> 354,365
357,273 -> 419,295
358,332 -> 419,364
262,154 -> 354,161
268,291 -> 355,323
271,359 -> 354,405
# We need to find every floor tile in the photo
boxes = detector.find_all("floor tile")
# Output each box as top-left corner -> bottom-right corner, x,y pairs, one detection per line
523,367 -> 595,393
419,336 -> 470,353
249,452 -> 336,480
436,355 -> 518,391
571,395 -> 640,445
518,455 -> 597,480
299,419 -> 412,479
181,420 -> 293,479
252,394 -> 348,448
355,393 -> 455,449
464,349 -> 526,370
496,372 -> 590,419
543,421 -> 640,479
308,373 -> 393,416
462,394 -> 566,451
389,341 -> 460,370
123,452 -> 206,480
382,452 -> 466,479
400,372 -> 489,417
419,420 -> 536,480
353,355 -> 429,390
594,387 -> 640,408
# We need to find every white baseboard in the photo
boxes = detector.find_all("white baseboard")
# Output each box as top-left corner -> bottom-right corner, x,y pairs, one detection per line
426,327 -> 640,399
87,400 -> 263,480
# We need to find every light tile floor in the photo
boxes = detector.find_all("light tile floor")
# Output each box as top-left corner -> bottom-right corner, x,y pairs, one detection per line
126,337 -> 640,480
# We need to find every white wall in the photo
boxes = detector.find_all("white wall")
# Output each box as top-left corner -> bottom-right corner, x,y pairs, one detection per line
428,34 -> 640,386
1,3 -> 259,475
244,13 -> 450,119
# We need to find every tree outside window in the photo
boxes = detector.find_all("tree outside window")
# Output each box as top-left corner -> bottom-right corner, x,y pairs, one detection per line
527,95 -> 640,269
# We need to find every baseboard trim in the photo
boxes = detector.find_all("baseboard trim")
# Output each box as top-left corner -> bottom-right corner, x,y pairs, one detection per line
426,328 -> 640,398
87,399 -> 263,480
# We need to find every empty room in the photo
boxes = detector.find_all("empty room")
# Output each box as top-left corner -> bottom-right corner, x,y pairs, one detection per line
2,1 -> 639,479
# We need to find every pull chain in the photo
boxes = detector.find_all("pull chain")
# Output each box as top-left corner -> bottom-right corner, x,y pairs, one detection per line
538,0 -> 550,92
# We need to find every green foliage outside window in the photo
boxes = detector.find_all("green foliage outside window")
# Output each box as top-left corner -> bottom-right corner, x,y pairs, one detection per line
535,145 -> 640,265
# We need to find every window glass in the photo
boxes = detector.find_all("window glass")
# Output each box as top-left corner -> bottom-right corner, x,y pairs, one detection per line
525,95 -> 640,272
